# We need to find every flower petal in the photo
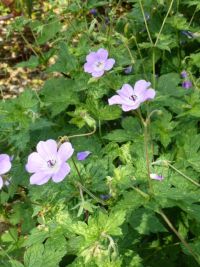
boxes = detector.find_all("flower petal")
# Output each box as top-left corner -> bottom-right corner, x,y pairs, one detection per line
0,176 -> 3,189
58,142 -> 74,162
91,70 -> 104,77
52,162 -> 70,183
36,139 -> 58,160
108,95 -> 123,105
117,84 -> 134,98
26,152 -> 45,173
133,80 -> 151,96
121,102 -> 140,111
77,151 -> 91,161
0,154 -> 11,175
150,173 -> 163,181
143,89 -> 156,101
84,62 -> 93,73
97,48 -> 108,60
104,58 -> 115,70
86,52 -> 97,63
30,172 -> 51,185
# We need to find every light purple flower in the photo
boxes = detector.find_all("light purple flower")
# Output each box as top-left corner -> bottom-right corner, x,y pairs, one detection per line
108,80 -> 156,112
150,173 -> 164,181
77,151 -> 91,161
84,48 -> 115,77
26,139 -> 74,185
182,80 -> 192,89
181,70 -> 188,78
0,154 -> 12,189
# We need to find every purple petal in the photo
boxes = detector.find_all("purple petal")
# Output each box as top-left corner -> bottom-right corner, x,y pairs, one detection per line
36,139 -> 57,160
150,173 -> 164,181
91,70 -> 104,77
124,66 -> 133,74
30,172 -> 51,185
108,95 -> 123,105
96,48 -> 108,60
181,70 -> 187,78
77,151 -> 91,161
104,58 -> 115,70
122,102 -> 140,111
182,80 -> 192,89
86,52 -> 98,63
142,89 -> 156,101
0,176 -> 3,189
58,142 -> 74,162
0,154 -> 11,175
26,152 -> 45,173
117,84 -> 134,98
52,162 -> 70,183
133,80 -> 151,96
84,62 -> 93,73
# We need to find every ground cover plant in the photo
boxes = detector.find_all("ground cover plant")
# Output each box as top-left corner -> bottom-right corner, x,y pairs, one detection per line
0,0 -> 200,266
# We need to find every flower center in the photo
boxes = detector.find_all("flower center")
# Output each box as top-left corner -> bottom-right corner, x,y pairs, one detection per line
47,159 -> 57,168
94,61 -> 105,71
129,95 -> 138,101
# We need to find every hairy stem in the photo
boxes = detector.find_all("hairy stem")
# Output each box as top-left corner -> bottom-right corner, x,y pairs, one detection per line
158,210 -> 200,264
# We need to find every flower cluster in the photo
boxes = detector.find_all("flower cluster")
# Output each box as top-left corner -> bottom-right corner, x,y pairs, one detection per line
0,48 -> 158,189
181,70 -> 192,89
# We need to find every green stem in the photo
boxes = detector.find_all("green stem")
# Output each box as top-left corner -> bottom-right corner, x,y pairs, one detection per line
154,0 -> 175,46
137,110 -> 153,194
139,0 -> 153,45
58,126 -> 96,146
168,163 -> 200,188
76,182 -> 106,206
158,210 -> 200,264
152,48 -> 156,88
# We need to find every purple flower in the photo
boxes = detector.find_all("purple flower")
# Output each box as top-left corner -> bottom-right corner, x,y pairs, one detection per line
84,48 -> 115,77
0,154 -> 12,189
26,139 -> 74,185
100,194 -> 111,200
89,9 -> 97,16
108,80 -> 156,112
150,173 -> 164,181
182,80 -> 192,89
181,70 -> 188,78
124,65 -> 133,74
77,151 -> 91,161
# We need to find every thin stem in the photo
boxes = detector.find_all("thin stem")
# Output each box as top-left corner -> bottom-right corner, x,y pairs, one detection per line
158,210 -> 200,264
168,163 -> 200,188
58,126 -> 96,146
188,6 -> 198,27
139,0 -> 153,45
154,0 -> 175,46
137,110 -> 153,194
152,48 -> 156,88
20,33 -> 39,58
144,123 -> 153,194
76,182 -> 106,206
131,186 -> 149,199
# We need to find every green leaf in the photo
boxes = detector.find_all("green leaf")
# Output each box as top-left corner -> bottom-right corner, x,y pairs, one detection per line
47,43 -> 78,73
36,18 -> 61,45
41,78 -> 79,116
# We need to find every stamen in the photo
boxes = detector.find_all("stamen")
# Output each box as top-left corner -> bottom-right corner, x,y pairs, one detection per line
47,159 -> 56,168
129,95 -> 137,101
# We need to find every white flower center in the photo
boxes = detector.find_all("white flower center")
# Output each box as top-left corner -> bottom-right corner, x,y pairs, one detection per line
94,61 -> 105,71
